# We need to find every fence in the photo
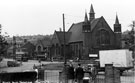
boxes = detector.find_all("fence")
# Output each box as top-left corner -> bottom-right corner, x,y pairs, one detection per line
37,63 -> 134,83
120,71 -> 135,83
94,74 -> 105,83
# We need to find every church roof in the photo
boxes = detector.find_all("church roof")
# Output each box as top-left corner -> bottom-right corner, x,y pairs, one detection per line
68,22 -> 84,43
84,12 -> 89,23
68,18 -> 100,43
90,4 -> 95,14
55,31 -> 71,44
36,39 -> 51,47
91,18 -> 100,30
115,14 -> 119,24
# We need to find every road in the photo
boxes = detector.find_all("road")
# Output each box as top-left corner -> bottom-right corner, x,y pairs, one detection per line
0,59 -> 135,83
0,59 -> 63,72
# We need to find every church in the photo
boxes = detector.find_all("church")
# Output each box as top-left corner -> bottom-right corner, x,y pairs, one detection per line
50,4 -> 122,60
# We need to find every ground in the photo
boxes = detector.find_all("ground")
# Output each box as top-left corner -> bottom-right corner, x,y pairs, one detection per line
0,58 -> 135,83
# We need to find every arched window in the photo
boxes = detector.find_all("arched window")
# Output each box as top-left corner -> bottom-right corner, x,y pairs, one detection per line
96,29 -> 110,45
38,46 -> 42,52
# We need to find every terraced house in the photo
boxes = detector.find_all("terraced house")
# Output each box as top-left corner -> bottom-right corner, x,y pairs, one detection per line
51,4 -> 122,60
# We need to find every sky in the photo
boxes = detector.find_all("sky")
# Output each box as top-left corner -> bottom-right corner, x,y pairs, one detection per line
0,0 -> 135,37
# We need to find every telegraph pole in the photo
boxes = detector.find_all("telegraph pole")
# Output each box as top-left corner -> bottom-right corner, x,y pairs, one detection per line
62,13 -> 67,83
63,13 -> 66,65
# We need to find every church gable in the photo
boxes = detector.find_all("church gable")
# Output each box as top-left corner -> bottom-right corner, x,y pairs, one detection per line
91,16 -> 115,47
51,31 -> 60,45
92,16 -> 114,34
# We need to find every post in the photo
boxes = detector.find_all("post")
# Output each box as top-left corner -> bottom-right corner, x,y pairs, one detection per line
62,13 -> 68,83
0,24 -> 1,58
13,36 -> 16,60
105,64 -> 114,83
63,13 -> 66,65
133,21 -> 135,69
0,24 -> 1,60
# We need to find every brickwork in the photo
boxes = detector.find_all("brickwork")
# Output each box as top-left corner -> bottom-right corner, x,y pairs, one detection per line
60,66 -> 68,83
105,64 -> 120,83
114,68 -> 120,83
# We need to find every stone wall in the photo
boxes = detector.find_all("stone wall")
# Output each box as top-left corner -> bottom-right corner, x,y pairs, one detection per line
105,64 -> 120,83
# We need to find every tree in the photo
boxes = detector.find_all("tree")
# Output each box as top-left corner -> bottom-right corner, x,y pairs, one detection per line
0,25 -> 8,61
123,21 -> 135,48
127,21 -> 135,59
128,21 -> 135,45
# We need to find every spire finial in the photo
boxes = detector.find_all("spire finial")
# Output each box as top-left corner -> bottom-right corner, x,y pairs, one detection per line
90,4 -> 95,14
115,13 -> 119,24
84,10 -> 88,22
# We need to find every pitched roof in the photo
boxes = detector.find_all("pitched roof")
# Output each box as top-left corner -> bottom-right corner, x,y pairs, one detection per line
36,39 -> 51,47
21,42 -> 35,49
68,22 -> 84,43
68,18 -> 100,43
84,12 -> 89,23
55,31 -> 71,44
90,4 -> 95,14
91,18 -> 100,30
115,14 -> 119,24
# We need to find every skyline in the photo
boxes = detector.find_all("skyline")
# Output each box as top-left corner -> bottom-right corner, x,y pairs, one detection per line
0,0 -> 135,36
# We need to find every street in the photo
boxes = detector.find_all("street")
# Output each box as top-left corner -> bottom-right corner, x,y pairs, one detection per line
0,59 -> 135,83
0,58 -> 63,72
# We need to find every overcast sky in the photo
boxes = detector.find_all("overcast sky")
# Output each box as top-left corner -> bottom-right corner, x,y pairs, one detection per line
0,0 -> 135,36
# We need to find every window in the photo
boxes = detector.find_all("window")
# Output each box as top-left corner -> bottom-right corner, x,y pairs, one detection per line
38,45 -> 42,52
96,29 -> 110,45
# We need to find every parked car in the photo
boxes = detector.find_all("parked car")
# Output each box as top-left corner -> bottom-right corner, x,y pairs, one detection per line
7,61 -> 21,67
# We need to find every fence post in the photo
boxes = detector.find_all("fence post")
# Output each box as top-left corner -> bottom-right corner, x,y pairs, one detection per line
105,64 -> 114,83
61,65 -> 68,83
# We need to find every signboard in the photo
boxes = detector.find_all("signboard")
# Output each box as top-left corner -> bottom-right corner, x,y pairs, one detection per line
89,54 -> 98,57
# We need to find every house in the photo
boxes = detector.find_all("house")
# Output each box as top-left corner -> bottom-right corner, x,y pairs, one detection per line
51,4 -> 122,60
35,39 -> 51,60
19,42 -> 35,59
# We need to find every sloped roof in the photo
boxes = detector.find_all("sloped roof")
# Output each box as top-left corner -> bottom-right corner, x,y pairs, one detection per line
68,22 -> 84,43
55,31 -> 71,44
68,18 -> 100,43
90,4 -> 95,14
21,42 -> 35,49
91,18 -> 100,30
7,46 -> 14,50
36,39 -> 51,47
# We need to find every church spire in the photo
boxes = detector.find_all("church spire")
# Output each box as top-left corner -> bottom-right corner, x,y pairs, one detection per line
90,4 -> 95,14
114,14 -> 121,32
84,11 -> 88,23
115,14 -> 119,24
89,4 -> 95,22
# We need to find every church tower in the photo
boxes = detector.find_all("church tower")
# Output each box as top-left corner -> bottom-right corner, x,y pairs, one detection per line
82,11 -> 91,32
89,4 -> 95,22
114,14 -> 122,48
82,11 -> 91,59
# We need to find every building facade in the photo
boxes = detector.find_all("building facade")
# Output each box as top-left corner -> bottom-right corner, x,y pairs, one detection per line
51,4 -> 122,60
